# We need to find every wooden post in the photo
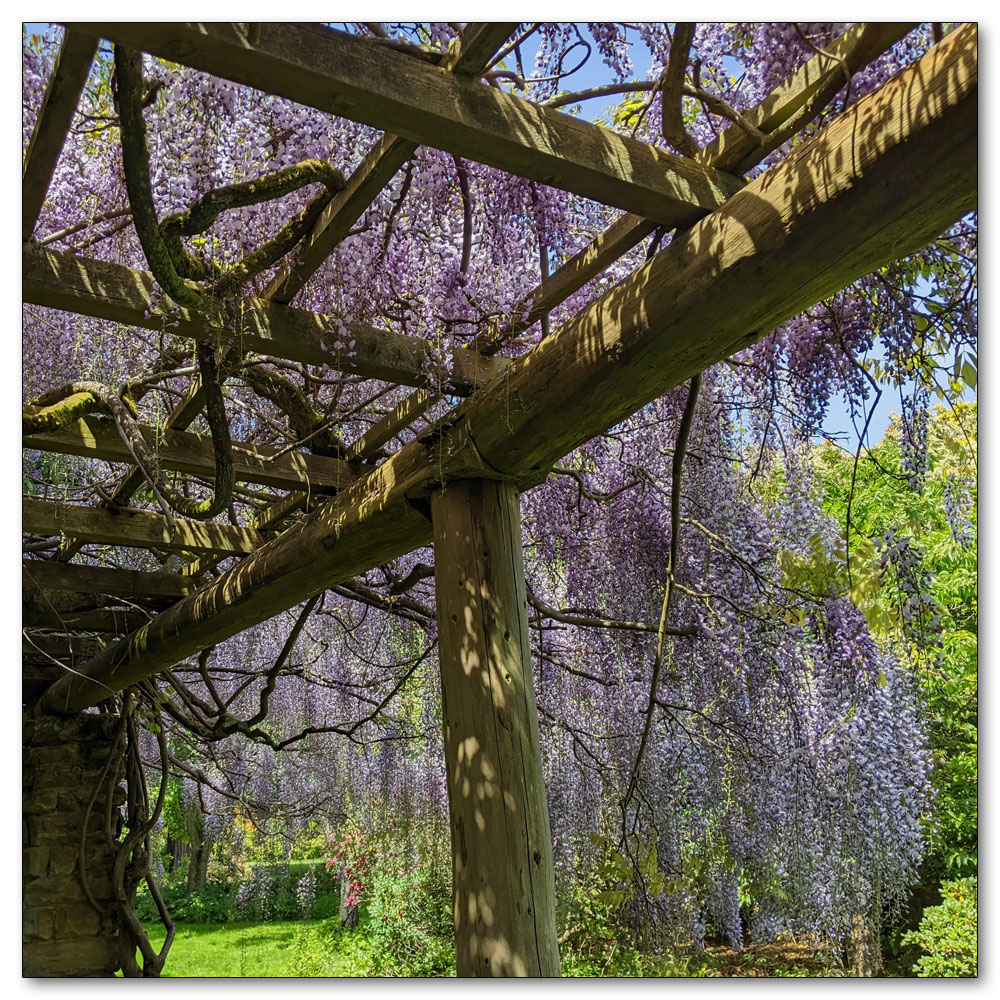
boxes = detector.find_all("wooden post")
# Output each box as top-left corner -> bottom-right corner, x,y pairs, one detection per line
431,479 -> 560,977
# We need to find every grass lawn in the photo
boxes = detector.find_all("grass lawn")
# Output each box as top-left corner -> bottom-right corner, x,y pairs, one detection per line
139,919 -> 373,977
135,921 -> 871,978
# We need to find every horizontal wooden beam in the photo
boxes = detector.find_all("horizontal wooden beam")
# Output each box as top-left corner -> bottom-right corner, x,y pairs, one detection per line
24,415 -> 358,495
23,633 -> 104,664
23,606 -> 152,634
24,496 -> 264,557
23,560 -> 198,600
70,22 -> 744,226
23,245 -> 508,393
39,24 -> 978,714
22,30 -> 98,241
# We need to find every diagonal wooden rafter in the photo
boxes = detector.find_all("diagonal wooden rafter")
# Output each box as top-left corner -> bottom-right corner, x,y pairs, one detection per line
23,415 -> 360,494
24,496 -> 265,557
68,22 -> 746,225
37,23 -> 978,715
264,22 -> 518,305
340,21 -> 915,462
22,29 -> 99,241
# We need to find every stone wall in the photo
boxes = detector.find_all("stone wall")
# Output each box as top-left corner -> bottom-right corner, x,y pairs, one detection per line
23,711 -> 123,977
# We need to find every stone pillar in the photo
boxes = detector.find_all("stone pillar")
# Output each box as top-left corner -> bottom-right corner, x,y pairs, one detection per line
23,711 -> 123,977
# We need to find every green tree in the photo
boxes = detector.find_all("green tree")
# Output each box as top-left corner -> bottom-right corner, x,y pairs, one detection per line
815,402 -> 977,888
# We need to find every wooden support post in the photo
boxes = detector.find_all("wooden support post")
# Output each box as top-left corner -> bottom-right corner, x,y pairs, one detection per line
431,479 -> 559,977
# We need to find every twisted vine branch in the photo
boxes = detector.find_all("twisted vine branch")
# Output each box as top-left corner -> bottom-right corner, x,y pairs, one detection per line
25,46 -> 349,519
620,371 -> 702,835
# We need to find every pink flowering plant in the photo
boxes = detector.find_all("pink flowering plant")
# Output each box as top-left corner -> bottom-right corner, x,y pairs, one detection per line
325,826 -> 370,909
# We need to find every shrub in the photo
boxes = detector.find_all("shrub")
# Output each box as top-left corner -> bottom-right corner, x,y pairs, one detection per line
361,818 -> 455,977
902,878 -> 977,977
137,860 -> 337,924
288,918 -> 374,977
557,834 -> 689,977
135,879 -> 236,924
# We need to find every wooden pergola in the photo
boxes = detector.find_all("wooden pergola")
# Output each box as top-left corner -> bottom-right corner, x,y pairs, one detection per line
22,22 -> 977,977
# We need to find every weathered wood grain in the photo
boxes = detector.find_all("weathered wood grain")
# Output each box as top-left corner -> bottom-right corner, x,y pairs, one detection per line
70,22 -> 744,225
22,560 -> 198,600
38,25 -> 978,714
23,245 -> 508,393
22,30 -> 98,241
24,496 -> 264,557
24,415 -> 358,494
432,479 -> 559,976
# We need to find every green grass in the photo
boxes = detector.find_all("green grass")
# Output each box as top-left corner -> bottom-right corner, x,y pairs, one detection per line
137,919 -> 374,977
134,919 -> 860,978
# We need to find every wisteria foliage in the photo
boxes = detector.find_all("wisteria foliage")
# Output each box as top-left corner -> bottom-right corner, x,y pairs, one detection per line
22,21 -> 975,952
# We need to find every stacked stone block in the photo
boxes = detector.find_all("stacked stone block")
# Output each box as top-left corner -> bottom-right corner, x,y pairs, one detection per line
23,712 -> 122,977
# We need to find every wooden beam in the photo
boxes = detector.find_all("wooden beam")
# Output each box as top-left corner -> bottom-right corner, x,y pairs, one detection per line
57,378 -> 219,560
181,489 -> 313,578
23,607 -> 152,634
23,245 -> 508,393
344,390 -> 435,461
696,21 -> 916,174
38,24 -> 978,714
24,415 -> 358,495
70,22 -> 744,225
432,479 -> 559,976
343,22 -> 912,455
265,23 -> 517,305
440,23 -> 518,74
23,633 -> 104,664
263,134 -> 417,304
22,560 -> 198,600
24,496 -> 264,556
22,30 -> 98,241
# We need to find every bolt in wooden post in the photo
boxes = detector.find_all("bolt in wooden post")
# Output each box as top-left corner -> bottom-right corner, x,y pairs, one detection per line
431,478 -> 560,977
